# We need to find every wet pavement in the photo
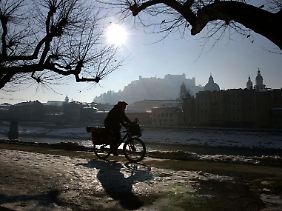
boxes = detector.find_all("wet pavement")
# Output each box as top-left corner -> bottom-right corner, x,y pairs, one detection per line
0,148 -> 282,210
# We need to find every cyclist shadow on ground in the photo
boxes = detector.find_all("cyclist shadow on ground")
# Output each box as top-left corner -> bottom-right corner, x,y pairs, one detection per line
82,160 -> 153,210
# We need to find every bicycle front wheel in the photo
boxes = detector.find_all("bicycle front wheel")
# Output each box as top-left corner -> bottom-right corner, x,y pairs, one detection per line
93,143 -> 111,160
123,138 -> 146,162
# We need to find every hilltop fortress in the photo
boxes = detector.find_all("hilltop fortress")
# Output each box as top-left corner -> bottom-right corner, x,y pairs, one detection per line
94,74 -> 203,104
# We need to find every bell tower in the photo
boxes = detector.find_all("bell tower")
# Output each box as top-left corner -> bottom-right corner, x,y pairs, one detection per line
254,68 -> 265,90
246,76 -> 253,90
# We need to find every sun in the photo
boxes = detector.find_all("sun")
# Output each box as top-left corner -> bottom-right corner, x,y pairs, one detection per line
106,23 -> 127,47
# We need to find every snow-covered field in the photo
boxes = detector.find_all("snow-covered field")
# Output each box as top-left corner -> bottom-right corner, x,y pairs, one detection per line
144,128 -> 282,149
1,125 -> 282,149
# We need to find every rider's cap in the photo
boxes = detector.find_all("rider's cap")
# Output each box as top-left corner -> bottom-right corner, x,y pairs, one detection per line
117,101 -> 128,106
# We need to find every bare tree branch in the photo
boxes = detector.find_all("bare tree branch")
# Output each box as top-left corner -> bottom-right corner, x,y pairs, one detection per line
107,0 -> 282,50
0,0 -> 121,89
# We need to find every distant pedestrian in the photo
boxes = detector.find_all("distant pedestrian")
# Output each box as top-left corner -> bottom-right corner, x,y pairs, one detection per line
8,120 -> 19,140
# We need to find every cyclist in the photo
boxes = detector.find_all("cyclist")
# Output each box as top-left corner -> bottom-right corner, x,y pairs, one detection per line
104,101 -> 132,155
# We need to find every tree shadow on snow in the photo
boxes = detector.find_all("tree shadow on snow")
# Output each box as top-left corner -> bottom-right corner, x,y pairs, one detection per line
80,160 -> 153,210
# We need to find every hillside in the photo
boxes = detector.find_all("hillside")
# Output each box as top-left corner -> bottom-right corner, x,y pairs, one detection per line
94,74 -> 203,104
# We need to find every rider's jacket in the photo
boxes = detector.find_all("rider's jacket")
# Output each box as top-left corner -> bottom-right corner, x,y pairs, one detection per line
104,105 -> 131,130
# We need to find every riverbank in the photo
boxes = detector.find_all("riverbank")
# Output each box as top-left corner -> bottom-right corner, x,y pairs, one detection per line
1,138 -> 282,167
0,139 -> 282,171
0,141 -> 282,210
1,141 -> 282,177
1,124 -> 282,150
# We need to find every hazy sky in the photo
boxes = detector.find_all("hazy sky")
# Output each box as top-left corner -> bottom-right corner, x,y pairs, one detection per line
1,2 -> 282,104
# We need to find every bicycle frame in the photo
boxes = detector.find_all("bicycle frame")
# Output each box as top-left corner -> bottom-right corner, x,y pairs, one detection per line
87,123 -> 146,162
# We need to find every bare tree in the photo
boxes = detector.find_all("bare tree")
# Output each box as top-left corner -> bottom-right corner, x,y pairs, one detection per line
105,0 -> 282,50
0,0 -> 121,90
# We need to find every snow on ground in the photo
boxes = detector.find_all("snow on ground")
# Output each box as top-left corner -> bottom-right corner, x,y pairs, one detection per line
143,128 -> 282,149
1,149 -> 282,210
1,125 -> 282,149
0,149 -> 234,210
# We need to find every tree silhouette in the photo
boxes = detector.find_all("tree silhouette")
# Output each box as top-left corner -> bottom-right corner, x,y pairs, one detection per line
107,0 -> 282,50
0,0 -> 121,89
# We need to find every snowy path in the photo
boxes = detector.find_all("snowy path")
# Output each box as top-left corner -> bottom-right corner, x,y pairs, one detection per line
1,148 -> 282,210
0,149 -> 231,210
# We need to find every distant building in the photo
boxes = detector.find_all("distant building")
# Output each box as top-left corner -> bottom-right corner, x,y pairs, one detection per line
64,96 -> 69,103
1,70 -> 278,129
81,106 -> 98,122
247,69 -> 268,91
0,103 -> 11,120
46,101 -> 65,107
127,112 -> 151,126
63,101 -> 83,122
204,75 -> 220,91
10,101 -> 44,121
246,76 -> 253,90
182,89 -> 282,128
179,83 -> 195,125
195,89 -> 254,127
254,69 -> 266,91
179,83 -> 191,99
151,107 -> 184,127
180,70 -> 282,128
127,99 -> 184,127
127,100 -> 181,113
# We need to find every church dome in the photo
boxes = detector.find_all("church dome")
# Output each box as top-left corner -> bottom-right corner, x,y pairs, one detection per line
204,75 -> 220,91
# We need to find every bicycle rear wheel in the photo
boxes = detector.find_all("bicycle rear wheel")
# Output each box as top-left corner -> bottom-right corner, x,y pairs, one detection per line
93,144 -> 111,160
123,137 -> 146,162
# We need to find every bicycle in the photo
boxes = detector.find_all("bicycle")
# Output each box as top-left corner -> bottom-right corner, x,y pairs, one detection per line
86,123 -> 146,162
